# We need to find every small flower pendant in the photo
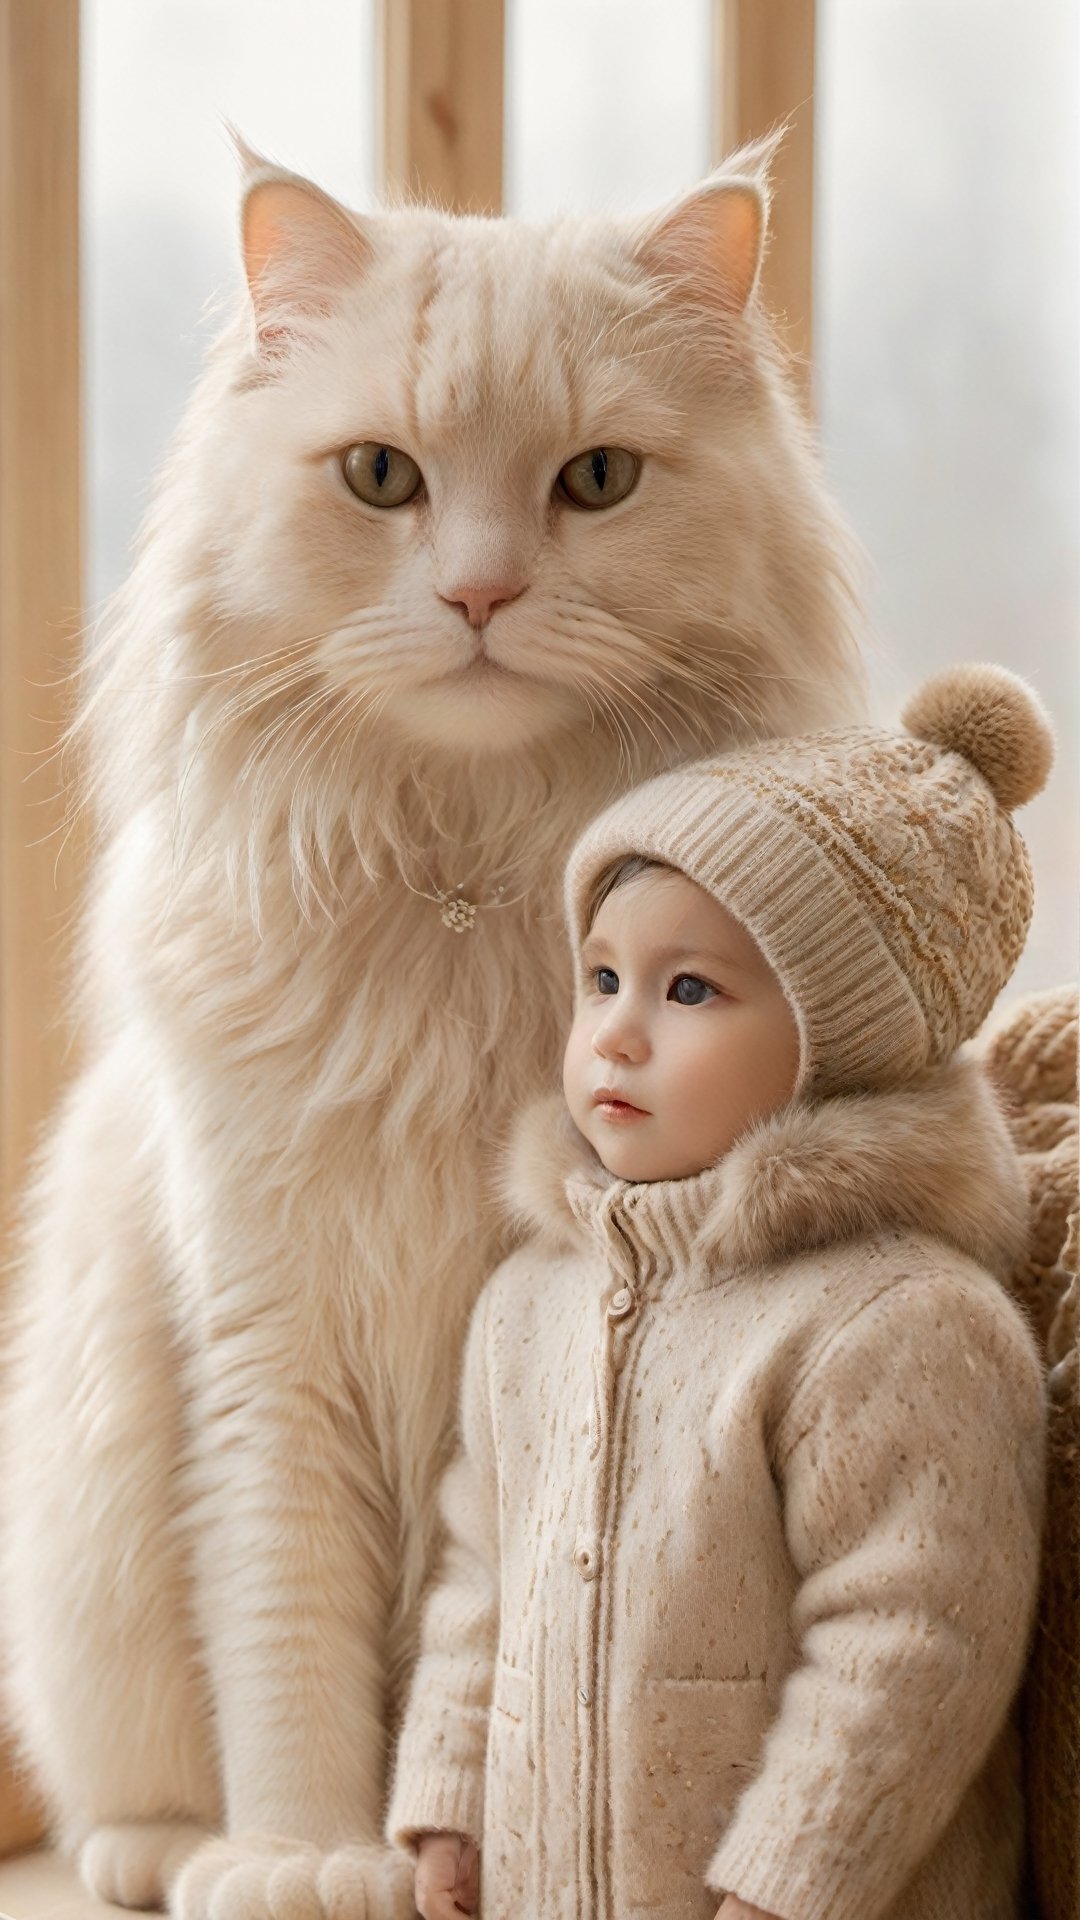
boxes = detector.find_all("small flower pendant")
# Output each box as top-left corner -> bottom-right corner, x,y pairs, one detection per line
440,894 -> 477,933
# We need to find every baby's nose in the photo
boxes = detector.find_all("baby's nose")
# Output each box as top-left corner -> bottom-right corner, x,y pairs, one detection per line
593,1012 -> 648,1064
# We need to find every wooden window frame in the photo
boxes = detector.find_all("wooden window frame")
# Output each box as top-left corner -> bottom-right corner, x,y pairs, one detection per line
1,0 -> 82,1238
713,0 -> 815,375
0,5 -> 82,1854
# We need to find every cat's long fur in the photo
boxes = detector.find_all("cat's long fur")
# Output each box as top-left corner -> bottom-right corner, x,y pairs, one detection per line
2,141 -> 863,1918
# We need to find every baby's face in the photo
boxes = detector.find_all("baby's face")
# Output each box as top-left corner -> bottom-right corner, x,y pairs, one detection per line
563,870 -> 800,1182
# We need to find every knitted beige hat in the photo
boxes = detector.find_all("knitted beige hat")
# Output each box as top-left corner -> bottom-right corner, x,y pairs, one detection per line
564,664 -> 1055,1097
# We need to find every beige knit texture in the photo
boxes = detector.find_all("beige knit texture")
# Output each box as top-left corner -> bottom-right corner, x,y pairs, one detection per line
901,664 -> 1054,812
979,984 -> 1080,1920
564,664 -> 1053,1096
388,1060 -> 1045,1920
981,985 -> 1080,1351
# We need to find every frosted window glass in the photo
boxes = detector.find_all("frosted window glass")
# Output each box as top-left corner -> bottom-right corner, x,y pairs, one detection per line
505,0 -> 712,215
816,0 -> 1079,993
82,0 -> 376,604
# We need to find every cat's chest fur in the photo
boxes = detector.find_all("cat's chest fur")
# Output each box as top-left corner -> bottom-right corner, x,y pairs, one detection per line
95,799 -> 573,1171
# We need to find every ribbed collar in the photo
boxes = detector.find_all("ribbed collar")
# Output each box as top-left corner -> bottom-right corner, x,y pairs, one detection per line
499,1054 -> 1028,1299
560,1157 -> 731,1298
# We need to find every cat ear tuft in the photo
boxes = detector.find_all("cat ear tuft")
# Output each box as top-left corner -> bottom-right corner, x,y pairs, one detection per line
635,127 -> 785,316
239,163 -> 372,356
226,123 -> 272,181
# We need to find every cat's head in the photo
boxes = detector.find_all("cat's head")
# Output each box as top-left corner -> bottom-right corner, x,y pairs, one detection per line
130,139 -> 859,777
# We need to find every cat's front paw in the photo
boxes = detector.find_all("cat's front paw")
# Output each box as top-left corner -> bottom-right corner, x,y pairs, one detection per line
79,1821 -> 211,1909
169,1835 -> 415,1920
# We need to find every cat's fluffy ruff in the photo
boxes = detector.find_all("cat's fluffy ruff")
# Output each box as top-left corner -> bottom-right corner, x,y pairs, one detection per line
2,141 -> 862,1920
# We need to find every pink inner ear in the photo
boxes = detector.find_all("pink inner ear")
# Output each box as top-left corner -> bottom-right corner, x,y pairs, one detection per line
243,190 -> 291,293
711,191 -> 763,305
242,177 -> 371,317
643,184 -> 764,315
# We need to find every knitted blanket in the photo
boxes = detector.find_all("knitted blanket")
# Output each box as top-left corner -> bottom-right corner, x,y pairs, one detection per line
980,985 -> 1079,1920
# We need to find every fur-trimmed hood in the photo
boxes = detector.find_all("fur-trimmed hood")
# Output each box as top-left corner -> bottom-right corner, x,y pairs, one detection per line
500,1053 -> 1029,1282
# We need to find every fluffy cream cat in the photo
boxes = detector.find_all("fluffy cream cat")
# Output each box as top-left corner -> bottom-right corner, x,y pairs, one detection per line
2,138 -> 862,1920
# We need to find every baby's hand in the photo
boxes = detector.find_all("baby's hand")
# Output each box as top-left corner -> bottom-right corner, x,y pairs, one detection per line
716,1896 -> 782,1920
414,1831 -> 480,1918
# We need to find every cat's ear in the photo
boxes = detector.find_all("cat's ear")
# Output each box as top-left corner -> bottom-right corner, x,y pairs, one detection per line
634,130 -> 782,315
233,135 -> 372,354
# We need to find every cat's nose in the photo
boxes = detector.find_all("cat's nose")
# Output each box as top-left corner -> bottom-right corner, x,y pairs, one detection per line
439,582 -> 526,628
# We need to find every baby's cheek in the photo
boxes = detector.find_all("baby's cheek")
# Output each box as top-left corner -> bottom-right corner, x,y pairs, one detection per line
677,1056 -> 733,1150
561,1021 -> 590,1125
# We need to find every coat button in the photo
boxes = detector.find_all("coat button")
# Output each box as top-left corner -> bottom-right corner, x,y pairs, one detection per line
607,1286 -> 636,1319
577,1686 -> 591,1706
574,1536 -> 602,1580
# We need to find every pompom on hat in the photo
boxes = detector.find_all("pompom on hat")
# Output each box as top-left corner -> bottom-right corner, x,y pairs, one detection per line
899,665 -> 1054,810
565,664 -> 1054,1097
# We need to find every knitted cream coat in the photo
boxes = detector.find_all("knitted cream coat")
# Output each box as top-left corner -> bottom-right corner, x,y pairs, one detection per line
387,1058 -> 1046,1920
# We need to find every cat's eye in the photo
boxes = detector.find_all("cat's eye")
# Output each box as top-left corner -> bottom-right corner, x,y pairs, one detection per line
558,447 -> 639,511
342,443 -> 423,508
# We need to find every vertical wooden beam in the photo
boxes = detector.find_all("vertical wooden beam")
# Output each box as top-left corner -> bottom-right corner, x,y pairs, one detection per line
0,0 -> 79,1852
0,0 -> 82,1226
712,0 -> 816,380
377,0 -> 504,213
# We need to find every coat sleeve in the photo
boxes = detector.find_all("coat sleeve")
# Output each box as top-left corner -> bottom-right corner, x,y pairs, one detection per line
385,1278 -> 501,1854
706,1258 -> 1046,1920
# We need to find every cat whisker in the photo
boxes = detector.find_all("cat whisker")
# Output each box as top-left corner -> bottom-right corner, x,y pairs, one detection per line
553,605 -> 702,764
542,609 -> 668,766
629,592 -> 863,714
295,692 -> 393,911
321,686 -> 378,794
239,678 -> 394,916
582,681 -> 637,783
563,655 -> 642,780
585,599 -> 773,751
587,657 -> 679,764
614,606 -> 767,670
239,684 -> 336,778
164,631 -> 330,687
174,659 -> 332,815
619,625 -> 775,738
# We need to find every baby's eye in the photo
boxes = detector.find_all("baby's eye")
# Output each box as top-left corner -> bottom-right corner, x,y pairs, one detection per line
595,967 -> 619,996
669,974 -> 716,1007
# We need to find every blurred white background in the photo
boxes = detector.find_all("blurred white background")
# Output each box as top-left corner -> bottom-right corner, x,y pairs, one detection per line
82,0 -> 377,601
816,0 -> 1078,994
83,0 -> 1078,992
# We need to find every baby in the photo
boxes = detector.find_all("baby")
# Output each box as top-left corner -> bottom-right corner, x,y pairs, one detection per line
387,664 -> 1051,1920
